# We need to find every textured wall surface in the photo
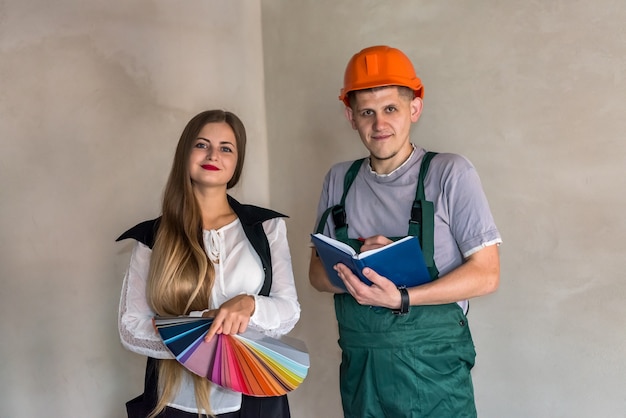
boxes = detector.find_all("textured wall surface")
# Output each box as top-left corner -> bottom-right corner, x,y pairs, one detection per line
2,0 -> 626,417
262,1 -> 626,417
0,1 -> 269,417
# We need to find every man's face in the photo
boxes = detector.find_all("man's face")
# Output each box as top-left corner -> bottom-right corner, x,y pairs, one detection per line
345,86 -> 422,174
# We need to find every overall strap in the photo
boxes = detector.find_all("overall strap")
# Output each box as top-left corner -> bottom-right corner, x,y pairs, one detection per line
408,151 -> 439,279
316,159 -> 364,251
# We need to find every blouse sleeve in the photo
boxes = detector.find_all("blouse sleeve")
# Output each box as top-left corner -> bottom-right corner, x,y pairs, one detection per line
118,241 -> 173,359
248,218 -> 301,337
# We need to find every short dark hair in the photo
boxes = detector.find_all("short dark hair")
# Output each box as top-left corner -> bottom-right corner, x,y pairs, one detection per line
347,85 -> 415,109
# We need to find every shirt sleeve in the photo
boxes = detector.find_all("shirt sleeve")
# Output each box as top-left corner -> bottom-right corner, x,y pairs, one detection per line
313,170 -> 332,236
248,218 -> 301,337
118,241 -> 173,359
313,161 -> 359,238
440,154 -> 502,257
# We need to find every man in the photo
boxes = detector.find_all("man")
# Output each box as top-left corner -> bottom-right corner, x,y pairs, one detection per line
309,45 -> 501,417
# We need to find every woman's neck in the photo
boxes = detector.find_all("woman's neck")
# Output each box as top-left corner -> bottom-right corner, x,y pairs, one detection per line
193,187 -> 237,230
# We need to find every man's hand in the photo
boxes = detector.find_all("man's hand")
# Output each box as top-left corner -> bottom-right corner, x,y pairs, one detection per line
203,294 -> 256,342
335,263 -> 402,310
336,235 -> 403,309
357,235 -> 393,253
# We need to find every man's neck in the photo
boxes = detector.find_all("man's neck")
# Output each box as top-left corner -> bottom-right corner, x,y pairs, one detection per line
369,143 -> 415,176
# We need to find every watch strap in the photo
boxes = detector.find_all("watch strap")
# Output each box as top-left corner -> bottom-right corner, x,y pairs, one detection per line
392,286 -> 410,315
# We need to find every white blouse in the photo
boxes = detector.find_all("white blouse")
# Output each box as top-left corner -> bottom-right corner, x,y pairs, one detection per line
118,217 -> 301,415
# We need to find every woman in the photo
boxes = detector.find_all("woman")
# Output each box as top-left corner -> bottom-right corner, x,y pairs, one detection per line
117,110 -> 301,418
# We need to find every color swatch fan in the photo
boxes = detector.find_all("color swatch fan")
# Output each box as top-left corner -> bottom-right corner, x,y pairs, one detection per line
155,316 -> 310,397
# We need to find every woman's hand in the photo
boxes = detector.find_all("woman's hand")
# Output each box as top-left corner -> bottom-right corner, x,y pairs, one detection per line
203,294 -> 256,342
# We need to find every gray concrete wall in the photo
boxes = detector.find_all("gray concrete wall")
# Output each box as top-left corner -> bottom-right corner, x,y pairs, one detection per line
1,0 -> 625,416
0,1 -> 269,417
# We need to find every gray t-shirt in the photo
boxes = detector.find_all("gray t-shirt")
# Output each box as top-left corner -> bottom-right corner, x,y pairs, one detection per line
314,146 -> 501,308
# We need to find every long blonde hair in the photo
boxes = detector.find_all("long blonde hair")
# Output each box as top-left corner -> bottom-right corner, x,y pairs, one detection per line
146,110 -> 247,417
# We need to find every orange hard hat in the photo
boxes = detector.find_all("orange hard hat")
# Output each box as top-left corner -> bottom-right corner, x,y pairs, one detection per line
339,45 -> 424,106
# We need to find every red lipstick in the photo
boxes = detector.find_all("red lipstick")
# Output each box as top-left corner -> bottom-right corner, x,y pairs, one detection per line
201,164 -> 219,171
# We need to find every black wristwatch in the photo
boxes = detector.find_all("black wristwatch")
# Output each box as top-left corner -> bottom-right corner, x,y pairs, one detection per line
392,286 -> 410,316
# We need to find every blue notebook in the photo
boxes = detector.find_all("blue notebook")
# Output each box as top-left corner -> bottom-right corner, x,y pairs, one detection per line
311,233 -> 432,291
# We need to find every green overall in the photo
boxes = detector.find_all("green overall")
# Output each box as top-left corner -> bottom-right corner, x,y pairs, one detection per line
316,153 -> 477,418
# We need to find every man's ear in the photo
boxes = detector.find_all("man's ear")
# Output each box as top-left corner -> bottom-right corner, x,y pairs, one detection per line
410,97 -> 423,123
344,106 -> 358,130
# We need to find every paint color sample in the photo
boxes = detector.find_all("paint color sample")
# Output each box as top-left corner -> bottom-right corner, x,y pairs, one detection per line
155,316 -> 310,396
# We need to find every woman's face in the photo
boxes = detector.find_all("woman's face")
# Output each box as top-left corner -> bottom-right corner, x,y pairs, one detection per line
188,122 -> 239,190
